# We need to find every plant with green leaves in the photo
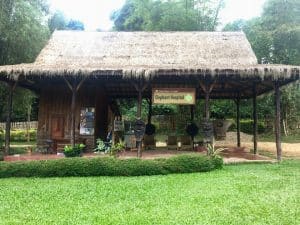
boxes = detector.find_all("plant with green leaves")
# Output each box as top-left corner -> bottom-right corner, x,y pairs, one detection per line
94,138 -> 107,153
109,141 -> 125,157
63,144 -> 85,157
207,143 -> 226,158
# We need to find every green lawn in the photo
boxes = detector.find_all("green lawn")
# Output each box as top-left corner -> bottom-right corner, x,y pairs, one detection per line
0,161 -> 299,225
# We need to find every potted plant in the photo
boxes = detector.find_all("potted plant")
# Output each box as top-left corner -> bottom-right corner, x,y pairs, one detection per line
63,143 -> 85,157
94,138 -> 106,154
109,141 -> 125,157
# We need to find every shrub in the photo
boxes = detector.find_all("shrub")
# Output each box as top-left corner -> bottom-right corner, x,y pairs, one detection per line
227,120 -> 266,134
63,144 -> 85,157
0,154 -> 223,178
109,141 -> 125,157
0,129 -> 37,142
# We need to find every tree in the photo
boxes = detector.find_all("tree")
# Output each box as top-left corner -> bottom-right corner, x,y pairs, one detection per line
223,0 -> 300,135
0,0 -> 50,122
66,19 -> 85,31
111,0 -> 225,31
48,10 -> 68,33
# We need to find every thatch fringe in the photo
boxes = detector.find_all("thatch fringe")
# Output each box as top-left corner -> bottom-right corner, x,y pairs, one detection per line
0,64 -> 299,82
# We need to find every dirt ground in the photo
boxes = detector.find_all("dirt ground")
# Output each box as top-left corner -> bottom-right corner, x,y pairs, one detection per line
217,132 -> 300,158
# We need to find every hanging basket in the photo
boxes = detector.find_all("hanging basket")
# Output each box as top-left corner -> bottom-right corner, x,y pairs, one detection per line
145,123 -> 156,135
186,123 -> 199,137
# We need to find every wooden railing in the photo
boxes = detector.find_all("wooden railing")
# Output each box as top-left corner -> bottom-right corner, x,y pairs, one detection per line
0,121 -> 38,130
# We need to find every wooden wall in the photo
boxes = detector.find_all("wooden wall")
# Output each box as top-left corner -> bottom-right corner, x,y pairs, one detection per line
37,84 -> 110,151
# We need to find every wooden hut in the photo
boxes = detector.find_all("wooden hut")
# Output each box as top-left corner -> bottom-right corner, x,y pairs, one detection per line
0,31 -> 299,160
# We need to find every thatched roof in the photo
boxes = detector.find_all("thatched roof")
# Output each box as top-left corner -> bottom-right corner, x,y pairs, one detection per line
0,31 -> 299,81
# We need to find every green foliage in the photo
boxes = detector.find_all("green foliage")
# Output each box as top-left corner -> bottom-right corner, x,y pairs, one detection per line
223,0 -> 300,136
0,154 -> 222,177
206,144 -> 226,158
230,119 -> 266,134
63,144 -> 85,157
66,19 -> 85,30
94,138 -> 106,152
0,0 -> 50,65
109,141 -> 125,157
0,0 -> 49,122
48,10 -> 67,33
0,129 -> 37,142
111,0 -> 224,31
240,120 -> 266,134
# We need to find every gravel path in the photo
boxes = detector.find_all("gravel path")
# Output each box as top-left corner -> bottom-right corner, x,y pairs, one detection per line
217,132 -> 300,158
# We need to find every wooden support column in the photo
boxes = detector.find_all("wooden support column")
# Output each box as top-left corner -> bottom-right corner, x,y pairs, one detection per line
190,105 -> 195,121
253,84 -> 258,154
236,95 -> 241,148
4,82 -> 17,155
70,81 -> 77,147
147,98 -> 152,124
200,81 -> 215,121
133,81 -> 147,158
64,77 -> 86,147
274,82 -> 282,161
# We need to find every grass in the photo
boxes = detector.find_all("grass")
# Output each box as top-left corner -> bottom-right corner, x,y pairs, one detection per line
0,160 -> 299,225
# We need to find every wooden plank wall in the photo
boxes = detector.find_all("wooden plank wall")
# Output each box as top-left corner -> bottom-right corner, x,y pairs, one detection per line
37,85 -> 110,151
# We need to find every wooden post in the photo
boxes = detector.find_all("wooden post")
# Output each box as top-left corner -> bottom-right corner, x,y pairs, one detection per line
253,84 -> 258,154
137,89 -> 143,158
190,105 -> 195,121
204,91 -> 210,120
274,82 -> 282,161
70,81 -> 77,147
133,81 -> 147,158
4,82 -> 16,155
236,96 -> 241,147
199,81 -> 215,121
147,98 -> 152,124
64,77 -> 87,147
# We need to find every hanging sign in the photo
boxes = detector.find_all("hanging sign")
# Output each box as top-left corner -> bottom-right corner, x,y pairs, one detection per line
114,120 -> 124,132
152,88 -> 196,105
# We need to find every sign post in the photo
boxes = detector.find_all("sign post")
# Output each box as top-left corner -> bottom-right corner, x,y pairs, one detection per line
152,88 -> 196,105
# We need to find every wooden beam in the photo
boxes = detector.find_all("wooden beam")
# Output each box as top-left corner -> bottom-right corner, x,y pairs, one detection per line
63,77 -> 87,147
76,76 -> 88,92
274,82 -> 282,161
63,77 -> 73,91
5,81 -> 17,155
253,84 -> 258,154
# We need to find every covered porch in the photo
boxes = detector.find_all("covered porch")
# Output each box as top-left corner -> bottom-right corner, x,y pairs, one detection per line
0,31 -> 299,161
